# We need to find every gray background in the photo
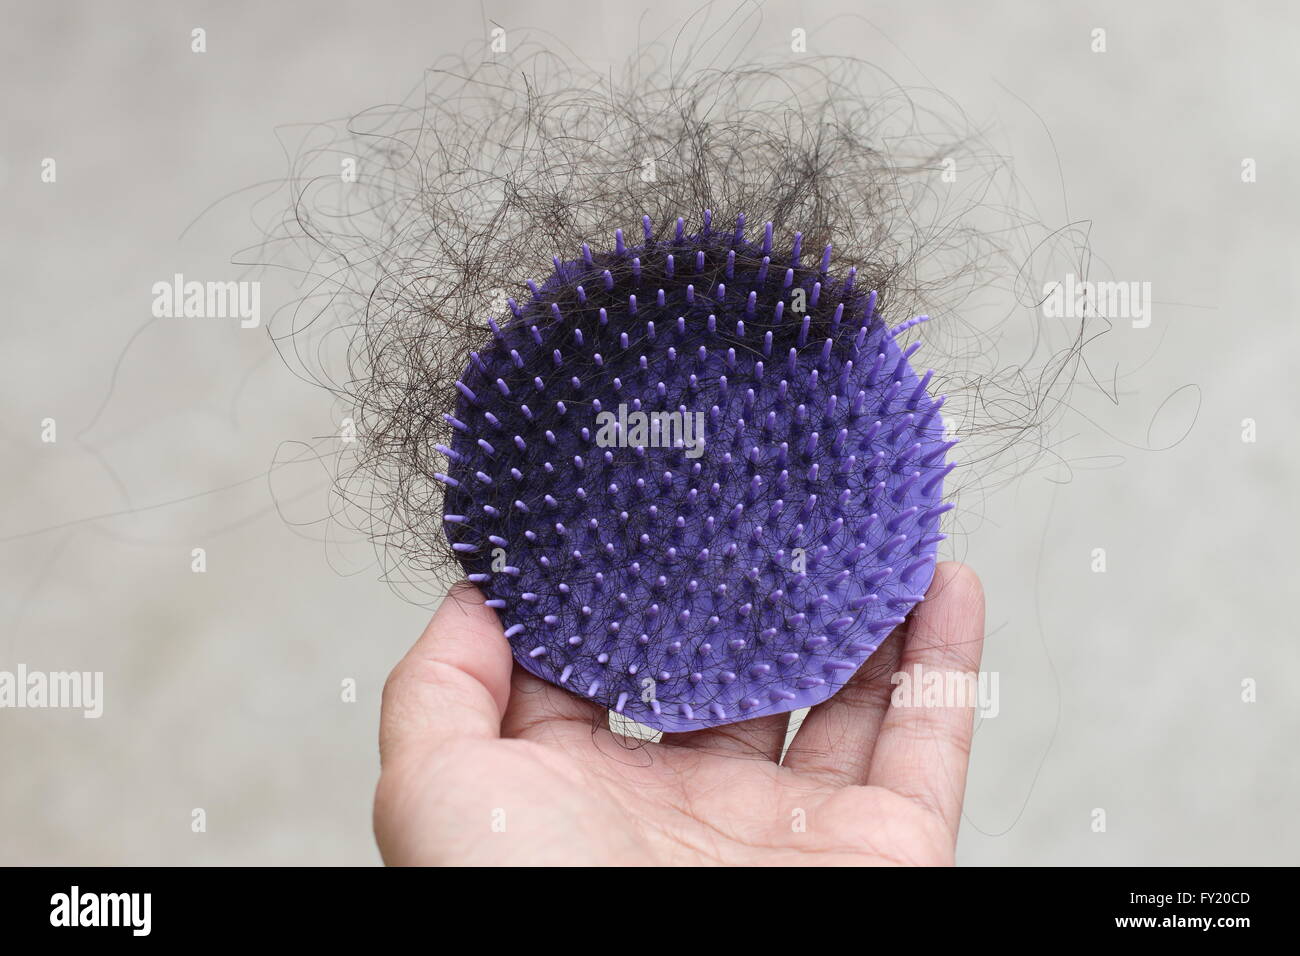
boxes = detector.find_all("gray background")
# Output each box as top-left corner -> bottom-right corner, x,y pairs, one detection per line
2,0 -> 1296,865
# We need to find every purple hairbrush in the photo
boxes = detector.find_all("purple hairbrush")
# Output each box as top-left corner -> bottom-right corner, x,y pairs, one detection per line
438,212 -> 952,732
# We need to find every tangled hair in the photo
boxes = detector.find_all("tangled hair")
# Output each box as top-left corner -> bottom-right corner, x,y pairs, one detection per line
248,24 -> 1097,728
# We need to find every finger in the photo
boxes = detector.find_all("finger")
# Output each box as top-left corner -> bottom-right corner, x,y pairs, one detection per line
500,665 -> 606,740
781,627 -> 905,783
378,581 -> 513,767
866,562 -> 985,840
661,712 -> 791,761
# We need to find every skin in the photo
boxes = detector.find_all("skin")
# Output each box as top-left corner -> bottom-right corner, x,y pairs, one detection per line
374,561 -> 985,866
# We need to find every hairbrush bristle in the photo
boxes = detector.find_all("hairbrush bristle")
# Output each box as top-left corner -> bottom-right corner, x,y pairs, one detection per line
439,212 -> 950,731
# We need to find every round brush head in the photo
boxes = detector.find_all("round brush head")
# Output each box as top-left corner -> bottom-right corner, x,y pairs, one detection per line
438,212 -> 952,732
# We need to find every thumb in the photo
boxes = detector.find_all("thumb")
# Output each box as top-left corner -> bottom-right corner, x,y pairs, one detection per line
378,581 -> 513,767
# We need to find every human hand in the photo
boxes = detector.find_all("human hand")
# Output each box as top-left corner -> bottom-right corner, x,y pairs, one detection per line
374,562 -> 984,865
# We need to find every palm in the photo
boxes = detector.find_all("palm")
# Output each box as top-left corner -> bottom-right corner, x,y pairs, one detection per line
375,564 -> 983,866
